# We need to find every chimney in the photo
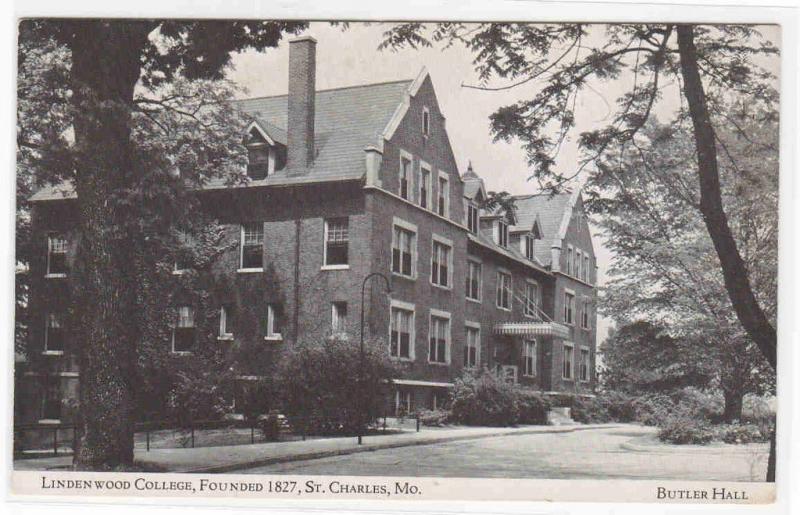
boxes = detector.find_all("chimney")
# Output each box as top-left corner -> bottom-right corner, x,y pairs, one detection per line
287,36 -> 317,171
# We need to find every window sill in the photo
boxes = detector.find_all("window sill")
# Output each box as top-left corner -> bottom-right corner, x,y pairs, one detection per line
561,377 -> 574,382
44,273 -> 67,279
390,356 -> 415,363
41,350 -> 64,356
466,297 -> 482,305
172,269 -> 189,276
217,336 -> 234,342
237,268 -> 263,274
264,335 -> 283,342
496,306 -> 512,312
522,374 -> 536,378
321,264 -> 350,271
171,351 -> 193,356
428,361 -> 449,367
38,419 -> 61,425
391,272 -> 416,281
430,282 -> 452,291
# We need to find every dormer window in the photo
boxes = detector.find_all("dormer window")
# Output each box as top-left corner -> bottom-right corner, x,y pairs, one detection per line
524,234 -> 535,260
467,203 -> 479,234
496,220 -> 509,248
245,125 -> 285,179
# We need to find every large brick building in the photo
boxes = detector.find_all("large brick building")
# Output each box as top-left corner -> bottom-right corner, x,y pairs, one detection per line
20,37 -> 597,426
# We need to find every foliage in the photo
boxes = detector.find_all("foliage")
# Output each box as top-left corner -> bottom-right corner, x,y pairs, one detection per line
657,414 -> 714,445
450,369 -> 520,426
166,359 -> 232,427
570,397 -> 611,424
416,409 -> 451,427
516,390 -> 551,425
713,422 -> 770,444
277,337 -> 396,436
600,321 -> 714,394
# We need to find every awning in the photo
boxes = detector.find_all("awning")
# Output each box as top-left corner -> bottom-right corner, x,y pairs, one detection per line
493,321 -> 571,339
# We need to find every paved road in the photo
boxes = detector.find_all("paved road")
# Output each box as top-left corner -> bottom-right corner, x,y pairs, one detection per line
241,426 -> 768,481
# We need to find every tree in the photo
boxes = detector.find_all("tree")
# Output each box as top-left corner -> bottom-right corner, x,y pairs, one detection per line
379,22 -> 779,479
18,19 -> 307,469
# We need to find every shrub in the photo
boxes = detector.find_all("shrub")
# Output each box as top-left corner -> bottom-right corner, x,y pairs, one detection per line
417,409 -> 450,427
632,393 -> 674,426
671,387 -> 723,422
450,369 -> 519,426
571,396 -> 610,424
714,422 -> 769,444
259,411 -> 283,442
657,413 -> 713,445
278,337 -> 396,436
517,391 -> 551,425
166,365 -> 231,427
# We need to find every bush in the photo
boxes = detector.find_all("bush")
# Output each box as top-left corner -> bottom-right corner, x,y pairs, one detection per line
517,391 -> 551,425
632,393 -> 674,426
167,366 -> 231,427
657,413 -> 713,445
416,409 -> 450,427
259,411 -> 283,442
571,396 -> 611,424
671,387 -> 723,422
278,337 -> 396,436
714,422 -> 769,444
450,369 -> 520,426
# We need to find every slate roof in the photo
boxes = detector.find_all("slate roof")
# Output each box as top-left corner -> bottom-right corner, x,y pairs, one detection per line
511,193 -> 574,265
30,79 -> 414,201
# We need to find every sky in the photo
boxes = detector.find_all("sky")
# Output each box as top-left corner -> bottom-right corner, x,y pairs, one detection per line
226,22 -> 781,346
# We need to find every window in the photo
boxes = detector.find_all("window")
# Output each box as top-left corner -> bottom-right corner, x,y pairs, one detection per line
422,106 -> 431,137
524,281 -> 539,318
41,374 -> 61,421
523,339 -> 537,377
46,233 -> 68,276
431,238 -> 451,288
566,246 -> 573,275
173,231 -> 191,273
496,270 -> 512,310
525,235 -> 535,260
219,305 -> 234,340
395,390 -> 412,416
240,223 -> 263,270
467,203 -> 479,233
420,164 -> 431,209
562,343 -> 574,380
584,255 -> 590,283
399,152 -> 412,200
466,260 -> 482,302
44,313 -> 64,353
390,303 -> 414,360
428,313 -> 450,364
581,300 -> 591,329
391,221 -> 416,278
464,325 -> 480,368
331,302 -> 348,335
172,306 -> 195,353
500,365 -> 518,384
437,174 -> 449,217
266,304 -> 282,340
496,221 -> 509,248
324,218 -> 349,267
564,291 -> 575,324
576,250 -> 582,279
580,347 -> 591,382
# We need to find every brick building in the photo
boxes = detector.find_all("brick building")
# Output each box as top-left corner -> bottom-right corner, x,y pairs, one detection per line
20,36 -> 597,426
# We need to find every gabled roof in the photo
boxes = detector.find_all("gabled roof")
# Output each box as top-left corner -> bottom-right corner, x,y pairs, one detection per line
512,192 -> 575,265
30,77 -> 416,201
462,161 -> 487,201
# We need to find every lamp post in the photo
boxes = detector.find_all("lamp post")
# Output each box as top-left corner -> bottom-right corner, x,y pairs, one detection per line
358,272 -> 391,445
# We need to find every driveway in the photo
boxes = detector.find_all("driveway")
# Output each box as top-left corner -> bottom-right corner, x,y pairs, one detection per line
241,425 -> 769,481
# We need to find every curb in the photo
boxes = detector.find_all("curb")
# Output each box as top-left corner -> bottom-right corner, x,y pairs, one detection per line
172,424 -> 624,474
620,436 -> 770,455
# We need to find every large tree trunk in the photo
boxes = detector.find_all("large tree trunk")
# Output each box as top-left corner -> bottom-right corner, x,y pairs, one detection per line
721,388 -> 744,423
675,25 -> 777,370
69,21 -> 151,470
676,24 -> 777,482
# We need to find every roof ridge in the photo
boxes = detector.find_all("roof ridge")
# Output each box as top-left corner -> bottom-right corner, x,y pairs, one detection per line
237,78 -> 415,103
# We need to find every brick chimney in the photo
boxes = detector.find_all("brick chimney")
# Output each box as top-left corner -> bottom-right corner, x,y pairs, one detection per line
287,36 -> 316,171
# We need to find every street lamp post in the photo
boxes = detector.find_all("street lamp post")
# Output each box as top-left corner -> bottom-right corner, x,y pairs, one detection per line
358,272 -> 391,445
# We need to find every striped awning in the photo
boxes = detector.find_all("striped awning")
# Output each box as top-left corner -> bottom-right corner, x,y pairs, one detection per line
493,321 -> 571,339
